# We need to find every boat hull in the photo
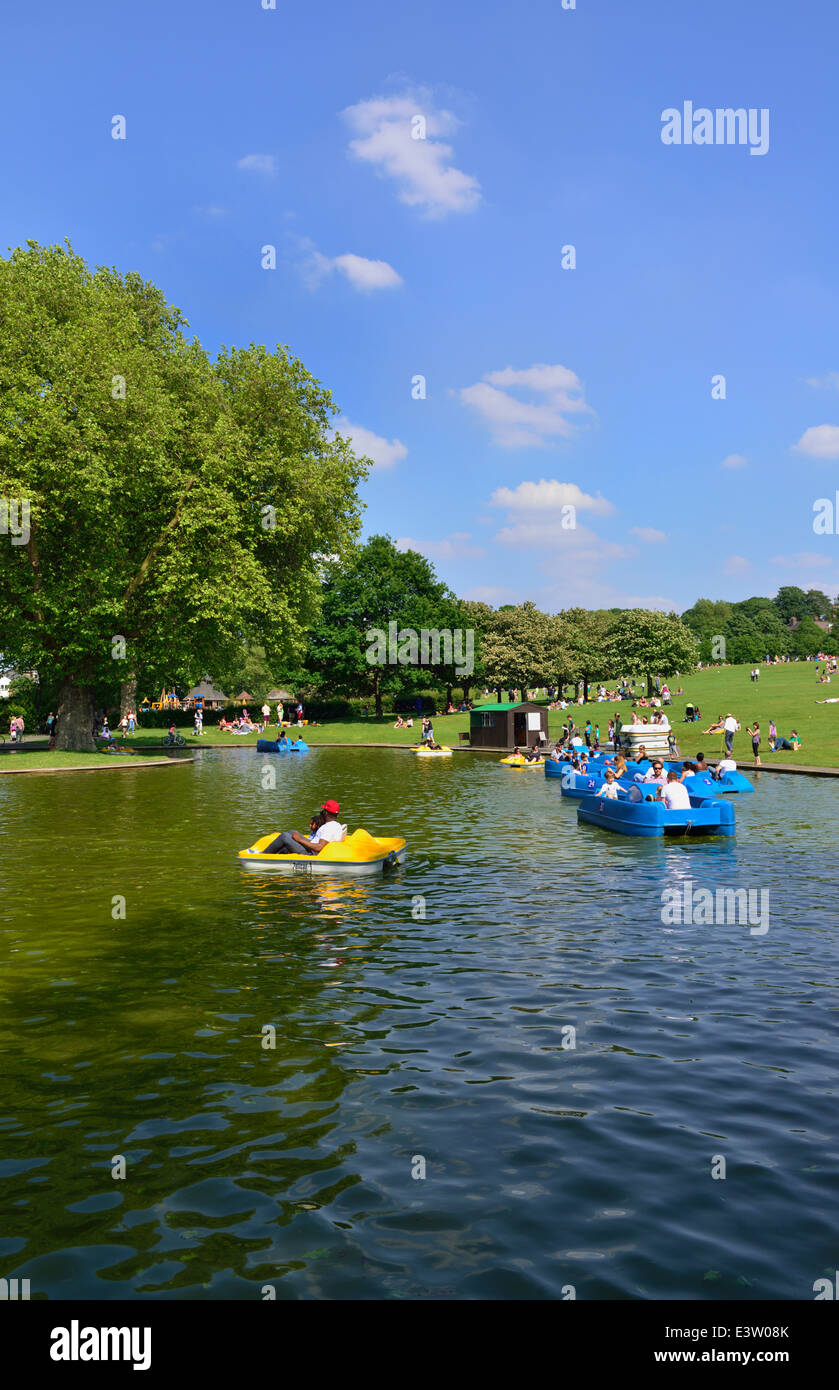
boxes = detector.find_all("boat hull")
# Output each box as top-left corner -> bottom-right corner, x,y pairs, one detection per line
238,830 -> 406,874
577,793 -> 735,838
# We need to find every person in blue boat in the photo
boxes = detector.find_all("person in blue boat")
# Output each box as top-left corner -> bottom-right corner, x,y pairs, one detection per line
597,768 -> 620,798
641,758 -> 667,787
291,736 -> 308,751
715,754 -> 737,779
658,770 -> 691,809
276,731 -> 290,751
264,799 -> 344,855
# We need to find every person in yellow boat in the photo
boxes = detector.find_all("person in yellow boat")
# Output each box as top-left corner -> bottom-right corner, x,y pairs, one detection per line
524,743 -> 542,762
265,799 -> 344,855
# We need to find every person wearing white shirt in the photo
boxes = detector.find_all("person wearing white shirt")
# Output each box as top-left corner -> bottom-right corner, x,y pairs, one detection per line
660,772 -> 691,809
597,769 -> 620,799
723,713 -> 738,753
264,799 -> 345,855
642,759 -> 667,786
716,756 -> 737,779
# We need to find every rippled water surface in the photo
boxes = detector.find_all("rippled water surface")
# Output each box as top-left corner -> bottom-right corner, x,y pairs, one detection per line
1,748 -> 837,1300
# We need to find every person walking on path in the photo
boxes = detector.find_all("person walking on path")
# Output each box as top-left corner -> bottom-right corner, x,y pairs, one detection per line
723,713 -> 738,754
127,709 -> 136,735
261,701 -> 271,726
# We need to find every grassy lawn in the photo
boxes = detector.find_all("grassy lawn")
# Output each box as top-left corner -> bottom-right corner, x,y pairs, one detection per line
113,661 -> 839,767
6,663 -> 836,769
0,743 -> 187,772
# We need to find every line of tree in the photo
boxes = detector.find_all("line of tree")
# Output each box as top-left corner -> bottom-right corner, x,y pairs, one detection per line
681,587 -> 838,664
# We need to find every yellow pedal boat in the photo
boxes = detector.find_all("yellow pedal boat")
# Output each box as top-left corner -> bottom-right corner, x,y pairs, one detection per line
415,745 -> 453,757
238,828 -> 407,876
499,754 -> 545,767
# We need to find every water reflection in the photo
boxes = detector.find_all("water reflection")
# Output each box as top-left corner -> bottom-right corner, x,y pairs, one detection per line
0,749 -> 837,1300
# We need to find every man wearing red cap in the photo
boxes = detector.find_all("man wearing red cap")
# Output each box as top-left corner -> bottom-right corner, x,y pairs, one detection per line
265,800 -> 344,855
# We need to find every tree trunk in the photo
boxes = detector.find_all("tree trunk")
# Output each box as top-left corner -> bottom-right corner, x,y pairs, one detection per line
373,672 -> 382,719
55,677 -> 96,752
462,683 -> 471,704
446,683 -> 452,706
120,672 -> 138,719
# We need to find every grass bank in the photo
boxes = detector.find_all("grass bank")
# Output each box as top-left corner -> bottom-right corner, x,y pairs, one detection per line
0,744 -> 190,773
8,662 -> 838,768
110,661 -> 839,767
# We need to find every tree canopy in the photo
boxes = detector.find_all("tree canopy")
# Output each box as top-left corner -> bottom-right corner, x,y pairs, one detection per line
0,243 -> 366,747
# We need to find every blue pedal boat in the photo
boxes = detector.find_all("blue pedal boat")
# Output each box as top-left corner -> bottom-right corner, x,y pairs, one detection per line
559,754 -> 753,794
577,791 -> 736,838
256,739 -> 308,753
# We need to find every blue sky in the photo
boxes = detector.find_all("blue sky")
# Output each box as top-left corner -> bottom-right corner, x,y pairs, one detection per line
3,0 -> 839,612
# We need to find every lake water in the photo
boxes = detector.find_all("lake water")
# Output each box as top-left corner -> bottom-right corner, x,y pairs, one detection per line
1,748 -> 837,1300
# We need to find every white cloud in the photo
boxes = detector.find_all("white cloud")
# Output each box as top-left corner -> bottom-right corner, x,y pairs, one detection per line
494,518 -> 632,556
299,240 -> 402,292
341,90 -> 481,218
396,532 -> 486,561
721,453 -> 748,469
490,479 -> 614,516
793,425 -> 839,458
237,153 -> 277,175
724,555 -> 751,574
335,417 -> 407,470
630,526 -> 667,543
806,372 -> 839,390
331,253 -> 402,291
771,552 -> 832,569
459,364 -> 593,447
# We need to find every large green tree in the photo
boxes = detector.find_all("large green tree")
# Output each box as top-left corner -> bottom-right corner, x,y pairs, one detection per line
604,609 -> 698,696
0,243 -> 365,748
481,601 -> 552,695
304,536 -> 456,716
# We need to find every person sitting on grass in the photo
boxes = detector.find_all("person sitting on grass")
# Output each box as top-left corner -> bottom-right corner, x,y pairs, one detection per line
265,799 -> 345,856
703,714 -> 725,734
790,730 -> 801,750
394,715 -> 407,729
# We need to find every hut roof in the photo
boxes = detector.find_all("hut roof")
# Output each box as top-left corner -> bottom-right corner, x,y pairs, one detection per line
188,680 -> 228,702
266,688 -> 295,701
471,700 -> 545,712
233,690 -> 255,702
